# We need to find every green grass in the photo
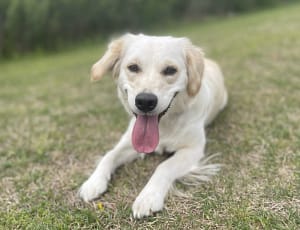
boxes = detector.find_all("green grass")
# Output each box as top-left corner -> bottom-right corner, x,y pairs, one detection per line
1,4 -> 300,229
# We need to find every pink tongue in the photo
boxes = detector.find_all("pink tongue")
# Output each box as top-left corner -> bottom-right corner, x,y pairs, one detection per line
132,115 -> 159,153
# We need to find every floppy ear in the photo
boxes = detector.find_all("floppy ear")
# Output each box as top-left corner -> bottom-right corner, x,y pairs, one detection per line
90,36 -> 125,81
185,43 -> 205,97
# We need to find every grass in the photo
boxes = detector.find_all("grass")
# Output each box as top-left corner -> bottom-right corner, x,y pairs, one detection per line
1,3 -> 300,229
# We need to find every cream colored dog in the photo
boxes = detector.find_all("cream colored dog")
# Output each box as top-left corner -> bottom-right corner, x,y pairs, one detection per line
79,34 -> 227,218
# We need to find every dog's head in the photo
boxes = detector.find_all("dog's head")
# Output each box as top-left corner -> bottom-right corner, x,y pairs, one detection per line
91,34 -> 204,153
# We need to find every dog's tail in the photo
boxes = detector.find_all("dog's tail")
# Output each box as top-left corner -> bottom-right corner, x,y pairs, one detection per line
170,153 -> 222,197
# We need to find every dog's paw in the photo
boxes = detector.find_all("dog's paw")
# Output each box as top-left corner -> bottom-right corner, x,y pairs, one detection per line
79,176 -> 108,202
132,190 -> 164,219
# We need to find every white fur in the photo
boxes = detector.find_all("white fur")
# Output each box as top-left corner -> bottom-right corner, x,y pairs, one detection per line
79,34 -> 227,218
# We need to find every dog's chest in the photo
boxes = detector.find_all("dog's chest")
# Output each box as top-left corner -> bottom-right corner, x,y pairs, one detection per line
155,118 -> 186,153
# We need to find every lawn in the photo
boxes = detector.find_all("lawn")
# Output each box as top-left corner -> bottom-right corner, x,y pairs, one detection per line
0,3 -> 299,229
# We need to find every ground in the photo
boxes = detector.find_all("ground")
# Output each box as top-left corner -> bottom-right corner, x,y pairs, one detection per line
0,3 -> 299,229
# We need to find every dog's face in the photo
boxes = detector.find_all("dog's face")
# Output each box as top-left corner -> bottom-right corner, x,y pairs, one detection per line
91,34 -> 204,153
119,36 -> 187,117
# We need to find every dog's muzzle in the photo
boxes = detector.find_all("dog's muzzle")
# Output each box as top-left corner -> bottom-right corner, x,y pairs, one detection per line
131,91 -> 178,154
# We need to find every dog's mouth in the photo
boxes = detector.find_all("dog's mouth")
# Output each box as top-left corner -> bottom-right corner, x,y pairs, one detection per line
132,92 -> 178,154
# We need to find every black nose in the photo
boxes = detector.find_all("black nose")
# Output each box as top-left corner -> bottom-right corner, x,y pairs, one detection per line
135,93 -> 158,113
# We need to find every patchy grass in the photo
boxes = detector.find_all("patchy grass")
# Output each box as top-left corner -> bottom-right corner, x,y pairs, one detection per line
1,3 -> 300,229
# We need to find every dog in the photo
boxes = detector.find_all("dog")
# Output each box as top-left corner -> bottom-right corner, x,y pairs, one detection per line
79,34 -> 227,218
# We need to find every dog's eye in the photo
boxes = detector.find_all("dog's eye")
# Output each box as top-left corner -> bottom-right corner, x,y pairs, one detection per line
162,66 -> 177,76
127,64 -> 141,73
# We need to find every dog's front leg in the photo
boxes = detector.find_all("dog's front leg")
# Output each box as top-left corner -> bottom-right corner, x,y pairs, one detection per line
79,120 -> 139,202
132,129 -> 206,218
